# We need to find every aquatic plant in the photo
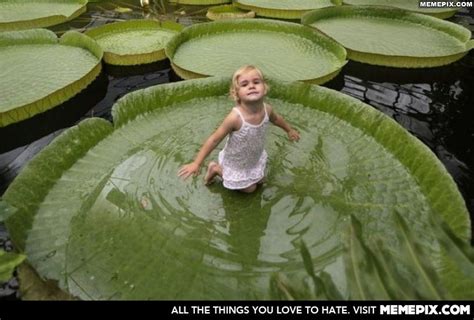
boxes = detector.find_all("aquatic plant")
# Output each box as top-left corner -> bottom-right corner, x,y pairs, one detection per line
342,0 -> 458,19
0,0 -> 88,31
206,4 -> 255,20
2,77 -> 471,299
169,0 -> 231,5
0,29 -> 103,127
234,0 -> 341,19
165,19 -> 347,83
302,6 -> 474,68
85,19 -> 182,65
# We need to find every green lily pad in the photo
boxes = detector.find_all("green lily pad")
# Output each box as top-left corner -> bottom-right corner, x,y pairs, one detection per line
234,0 -> 341,19
165,19 -> 347,83
206,5 -> 255,20
3,77 -> 470,299
85,20 -> 182,66
302,6 -> 474,68
0,249 -> 26,283
0,0 -> 87,31
169,0 -> 231,4
0,29 -> 103,128
342,0 -> 458,19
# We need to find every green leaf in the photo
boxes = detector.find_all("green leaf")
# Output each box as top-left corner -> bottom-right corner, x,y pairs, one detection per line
302,6 -> 473,67
0,249 -> 26,282
169,0 -> 231,4
206,5 -> 255,21
0,0 -> 87,31
234,0 -> 341,19
85,19 -> 182,66
3,77 -> 470,299
342,0 -> 458,19
0,29 -> 103,127
0,200 -> 17,222
166,19 -> 347,83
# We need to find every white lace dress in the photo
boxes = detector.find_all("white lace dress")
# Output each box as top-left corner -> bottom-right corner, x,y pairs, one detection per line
218,105 -> 269,190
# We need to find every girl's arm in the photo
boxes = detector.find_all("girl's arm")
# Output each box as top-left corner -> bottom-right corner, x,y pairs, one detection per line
268,105 -> 300,141
178,112 -> 237,179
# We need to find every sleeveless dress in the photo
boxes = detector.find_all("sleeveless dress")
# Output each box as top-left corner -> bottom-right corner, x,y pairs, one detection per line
218,105 -> 269,190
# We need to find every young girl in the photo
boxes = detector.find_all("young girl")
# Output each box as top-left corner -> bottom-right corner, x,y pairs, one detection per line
178,65 -> 300,193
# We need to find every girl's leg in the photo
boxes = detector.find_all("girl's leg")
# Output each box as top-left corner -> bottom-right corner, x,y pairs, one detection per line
240,183 -> 257,193
204,161 -> 222,185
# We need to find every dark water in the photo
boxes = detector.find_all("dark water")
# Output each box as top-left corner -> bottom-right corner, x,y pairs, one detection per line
0,2 -> 473,299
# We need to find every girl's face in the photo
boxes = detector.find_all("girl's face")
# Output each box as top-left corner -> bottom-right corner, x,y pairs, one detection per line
236,70 -> 266,103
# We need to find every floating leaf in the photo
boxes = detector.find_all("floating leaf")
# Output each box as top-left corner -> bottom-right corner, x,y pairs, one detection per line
206,5 -> 255,21
342,0 -> 458,19
3,77 -> 470,299
169,0 -> 231,4
0,249 -> 26,283
0,29 -> 103,127
234,0 -> 341,19
0,0 -> 87,31
302,6 -> 474,68
166,19 -> 347,83
85,20 -> 182,66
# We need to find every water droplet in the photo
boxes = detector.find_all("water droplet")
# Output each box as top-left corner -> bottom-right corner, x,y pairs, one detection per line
90,276 -> 95,281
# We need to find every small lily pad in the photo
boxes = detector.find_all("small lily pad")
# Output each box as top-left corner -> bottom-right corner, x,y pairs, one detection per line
302,6 -> 474,68
343,0 -> 458,19
85,20 -> 183,66
0,29 -> 103,127
234,0 -> 341,19
0,0 -> 87,31
206,5 -> 255,20
165,19 -> 347,83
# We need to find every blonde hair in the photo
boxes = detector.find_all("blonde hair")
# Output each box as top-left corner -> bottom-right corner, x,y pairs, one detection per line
229,65 -> 269,103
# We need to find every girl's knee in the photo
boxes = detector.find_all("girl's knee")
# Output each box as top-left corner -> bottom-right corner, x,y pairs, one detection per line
241,184 -> 257,193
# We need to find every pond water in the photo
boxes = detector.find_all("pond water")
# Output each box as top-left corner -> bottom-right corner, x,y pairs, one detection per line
0,1 -> 473,299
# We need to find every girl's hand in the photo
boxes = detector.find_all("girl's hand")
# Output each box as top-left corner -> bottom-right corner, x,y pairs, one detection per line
178,162 -> 200,179
288,129 -> 300,142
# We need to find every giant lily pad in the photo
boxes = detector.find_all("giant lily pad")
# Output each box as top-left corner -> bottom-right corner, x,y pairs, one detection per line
3,77 -> 471,299
169,0 -> 231,4
342,0 -> 458,19
165,19 -> 347,83
302,6 -> 474,68
85,20 -> 182,66
206,4 -> 255,21
234,0 -> 341,19
0,29 -> 103,128
0,0 -> 87,31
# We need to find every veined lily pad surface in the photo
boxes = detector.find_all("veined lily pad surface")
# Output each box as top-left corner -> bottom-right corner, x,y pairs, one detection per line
206,5 -> 255,20
0,29 -> 103,128
302,6 -> 474,68
85,20 -> 182,66
342,0 -> 458,19
234,0 -> 340,19
0,0 -> 87,31
166,19 -> 347,83
3,77 -> 471,299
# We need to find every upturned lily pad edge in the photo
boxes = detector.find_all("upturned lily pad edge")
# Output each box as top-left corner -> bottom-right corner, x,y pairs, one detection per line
234,0 -> 342,19
0,29 -> 103,128
2,77 -> 470,299
85,19 -> 183,66
165,18 -> 347,84
0,0 -> 88,31
301,6 -> 474,68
